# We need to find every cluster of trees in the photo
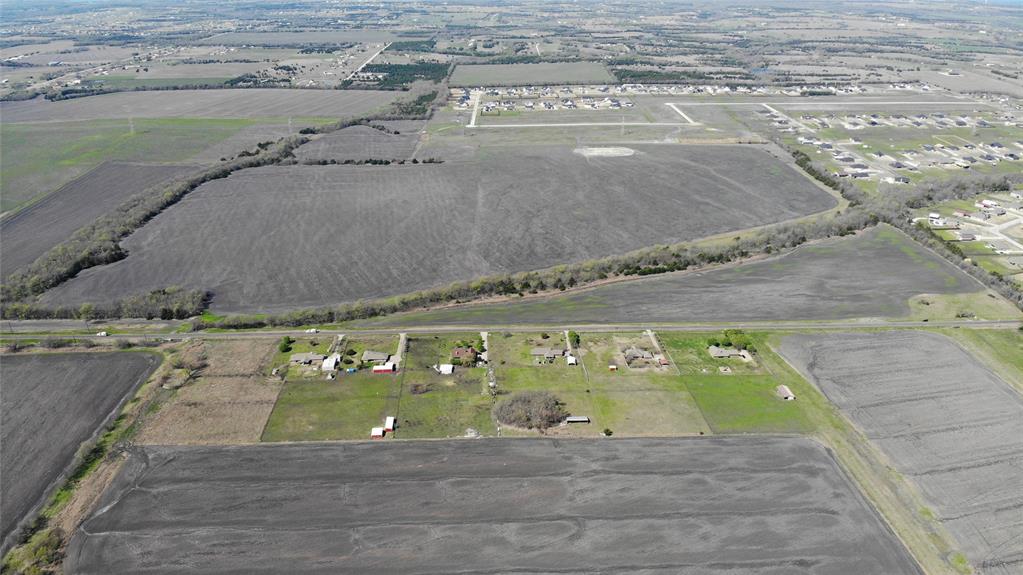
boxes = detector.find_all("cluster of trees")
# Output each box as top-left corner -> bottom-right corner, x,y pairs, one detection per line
494,391 -> 567,430
707,329 -> 756,353
387,40 -> 437,53
1,287 -> 209,320
357,62 -> 450,89
302,157 -> 444,166
612,68 -> 755,84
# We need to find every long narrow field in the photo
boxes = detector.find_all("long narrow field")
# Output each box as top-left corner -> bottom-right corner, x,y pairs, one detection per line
0,352 -> 159,552
40,144 -> 835,313
777,331 -> 1023,575
357,225 -> 991,326
450,62 -> 614,86
64,438 -> 921,574
1,162 -> 197,275
0,89 -> 397,123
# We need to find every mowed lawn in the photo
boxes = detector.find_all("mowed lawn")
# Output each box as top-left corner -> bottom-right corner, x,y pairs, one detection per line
263,331 -> 817,441
658,333 -> 813,434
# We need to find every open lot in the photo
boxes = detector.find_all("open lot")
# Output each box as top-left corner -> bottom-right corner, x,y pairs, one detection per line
451,62 -> 614,86
1,162 -> 196,275
64,438 -> 921,574
0,89 -> 397,123
0,352 -> 159,551
136,340 -> 280,445
359,225 -> 993,326
39,144 -> 834,312
778,331 -> 1023,575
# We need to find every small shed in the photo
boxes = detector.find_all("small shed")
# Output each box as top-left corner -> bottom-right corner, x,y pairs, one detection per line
384,416 -> 396,432
370,427 -> 385,439
608,364 -> 618,371
776,385 -> 795,401
436,363 -> 455,375
566,416 -> 590,424
566,355 -> 578,366
372,362 -> 396,374
321,353 -> 341,372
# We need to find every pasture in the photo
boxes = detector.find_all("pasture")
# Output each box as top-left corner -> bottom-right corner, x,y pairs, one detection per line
359,225 -> 993,326
1,162 -> 197,275
0,352 -> 159,552
450,62 -> 614,86
64,438 -> 922,574
778,331 -> 1023,575
40,144 -> 835,312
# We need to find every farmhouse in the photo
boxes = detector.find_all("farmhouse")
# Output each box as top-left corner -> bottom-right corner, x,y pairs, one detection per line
362,350 -> 391,364
708,345 -> 744,359
623,347 -> 653,362
531,347 -> 565,361
290,352 -> 326,365
452,346 -> 478,363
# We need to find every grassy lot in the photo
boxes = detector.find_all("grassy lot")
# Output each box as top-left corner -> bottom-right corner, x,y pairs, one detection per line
261,371 -> 401,441
907,291 -> 1023,321
394,333 -> 494,438
262,335 -> 401,440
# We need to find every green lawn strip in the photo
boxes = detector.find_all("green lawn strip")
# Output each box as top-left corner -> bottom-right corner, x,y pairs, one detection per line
941,327 -> 1023,393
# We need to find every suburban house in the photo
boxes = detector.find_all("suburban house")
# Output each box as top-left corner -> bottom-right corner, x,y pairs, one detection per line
290,352 -> 326,365
362,350 -> 391,364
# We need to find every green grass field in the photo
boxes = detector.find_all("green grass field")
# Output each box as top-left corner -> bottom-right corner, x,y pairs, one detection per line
261,371 -> 401,441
